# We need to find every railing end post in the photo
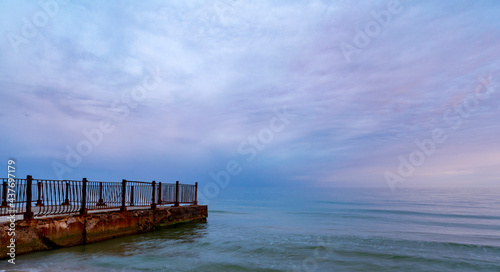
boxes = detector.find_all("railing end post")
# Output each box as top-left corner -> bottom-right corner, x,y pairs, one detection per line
1,180 -> 8,207
174,180 -> 180,207
194,182 -> 198,205
120,179 -> 127,212
80,178 -> 88,216
24,175 -> 34,220
151,180 -> 157,210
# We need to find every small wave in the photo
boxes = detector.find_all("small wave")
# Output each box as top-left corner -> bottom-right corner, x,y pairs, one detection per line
209,210 -> 248,215
192,263 -> 285,272
326,235 -> 500,252
357,208 -> 500,220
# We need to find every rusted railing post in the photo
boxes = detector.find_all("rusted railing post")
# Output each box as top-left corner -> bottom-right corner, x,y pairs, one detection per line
1,181 -> 8,207
130,185 -> 135,206
120,179 -> 127,211
151,181 -> 156,210
24,175 -> 33,220
174,180 -> 179,207
157,182 -> 162,205
35,182 -> 44,206
96,182 -> 106,206
194,182 -> 198,205
80,178 -> 87,215
61,182 -> 70,205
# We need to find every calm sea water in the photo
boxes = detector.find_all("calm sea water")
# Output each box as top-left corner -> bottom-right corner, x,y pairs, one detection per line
3,187 -> 500,272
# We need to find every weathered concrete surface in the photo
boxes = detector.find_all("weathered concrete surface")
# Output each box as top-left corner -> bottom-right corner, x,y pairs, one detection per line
0,205 -> 207,259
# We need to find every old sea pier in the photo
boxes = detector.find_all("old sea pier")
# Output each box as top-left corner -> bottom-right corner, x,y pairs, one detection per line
0,175 -> 207,260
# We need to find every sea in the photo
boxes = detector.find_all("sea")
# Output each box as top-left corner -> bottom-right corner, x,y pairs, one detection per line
3,187 -> 500,272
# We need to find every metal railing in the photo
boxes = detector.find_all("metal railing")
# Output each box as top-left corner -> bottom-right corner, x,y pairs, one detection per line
0,178 -> 27,216
0,175 -> 198,220
33,179 -> 82,217
86,181 -> 123,211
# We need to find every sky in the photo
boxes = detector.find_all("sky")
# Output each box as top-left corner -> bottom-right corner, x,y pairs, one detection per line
0,0 -> 499,194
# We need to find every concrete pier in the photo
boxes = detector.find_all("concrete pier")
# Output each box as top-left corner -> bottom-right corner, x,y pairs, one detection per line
0,205 -> 207,259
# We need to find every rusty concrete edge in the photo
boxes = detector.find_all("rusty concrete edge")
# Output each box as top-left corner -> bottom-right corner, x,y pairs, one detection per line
0,205 -> 208,260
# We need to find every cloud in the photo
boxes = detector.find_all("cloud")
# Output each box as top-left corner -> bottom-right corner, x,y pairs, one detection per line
0,0 -> 499,187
